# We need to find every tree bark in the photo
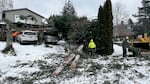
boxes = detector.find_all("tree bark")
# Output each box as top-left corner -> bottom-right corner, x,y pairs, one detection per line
2,24 -> 16,56
70,55 -> 80,71
51,44 -> 84,77
6,25 -> 13,47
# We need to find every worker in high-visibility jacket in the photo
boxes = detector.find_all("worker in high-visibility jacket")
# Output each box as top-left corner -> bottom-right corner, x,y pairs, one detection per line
88,39 -> 96,55
12,31 -> 19,42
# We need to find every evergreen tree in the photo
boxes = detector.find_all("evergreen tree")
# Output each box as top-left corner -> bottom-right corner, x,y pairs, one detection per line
103,0 -> 113,55
61,0 -> 77,40
62,0 -> 76,16
52,15 -> 69,39
49,0 -> 77,40
94,6 -> 104,55
96,0 -> 113,55
68,16 -> 89,41
134,0 -> 150,35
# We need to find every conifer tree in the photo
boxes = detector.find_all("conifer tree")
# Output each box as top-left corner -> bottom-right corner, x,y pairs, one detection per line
103,0 -> 113,55
96,0 -> 113,55
62,0 -> 76,16
61,0 -> 77,40
95,6 -> 105,55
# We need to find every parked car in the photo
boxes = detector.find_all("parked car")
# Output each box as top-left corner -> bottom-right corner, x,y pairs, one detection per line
17,30 -> 38,44
44,31 -> 58,44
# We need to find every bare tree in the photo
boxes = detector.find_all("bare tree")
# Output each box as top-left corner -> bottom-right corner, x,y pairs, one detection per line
113,1 -> 129,37
0,0 -> 13,10
0,0 -> 15,55
0,0 -> 13,20
113,2 -> 129,26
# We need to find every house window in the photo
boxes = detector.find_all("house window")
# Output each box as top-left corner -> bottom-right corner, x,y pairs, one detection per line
15,15 -> 25,23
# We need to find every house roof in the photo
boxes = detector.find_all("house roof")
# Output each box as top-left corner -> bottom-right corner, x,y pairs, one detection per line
3,8 -> 45,18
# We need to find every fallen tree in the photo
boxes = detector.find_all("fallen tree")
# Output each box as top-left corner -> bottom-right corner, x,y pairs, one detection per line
70,54 -> 80,71
51,45 -> 84,77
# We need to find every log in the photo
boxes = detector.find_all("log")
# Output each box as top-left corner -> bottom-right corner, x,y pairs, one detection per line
70,55 -> 80,71
76,45 -> 84,51
51,45 -> 84,77
70,45 -> 83,71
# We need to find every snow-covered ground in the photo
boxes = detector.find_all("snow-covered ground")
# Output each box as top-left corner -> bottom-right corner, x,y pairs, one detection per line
0,42 -> 149,84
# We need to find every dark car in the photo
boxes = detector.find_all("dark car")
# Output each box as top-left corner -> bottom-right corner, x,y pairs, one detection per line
44,31 -> 58,44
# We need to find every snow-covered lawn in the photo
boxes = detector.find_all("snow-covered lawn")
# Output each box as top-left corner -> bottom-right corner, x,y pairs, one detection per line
0,42 -> 150,84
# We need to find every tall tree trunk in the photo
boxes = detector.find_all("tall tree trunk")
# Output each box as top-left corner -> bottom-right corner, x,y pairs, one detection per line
2,24 -> 16,56
6,24 -> 13,47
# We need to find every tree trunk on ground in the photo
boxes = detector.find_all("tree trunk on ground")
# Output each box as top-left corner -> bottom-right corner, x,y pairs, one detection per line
51,44 -> 84,77
70,55 -> 80,71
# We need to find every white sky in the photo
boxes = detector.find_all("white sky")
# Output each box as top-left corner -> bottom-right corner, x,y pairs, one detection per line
13,0 -> 142,21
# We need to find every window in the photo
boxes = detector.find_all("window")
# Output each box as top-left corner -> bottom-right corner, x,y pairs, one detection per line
24,32 -> 36,35
15,15 -> 25,23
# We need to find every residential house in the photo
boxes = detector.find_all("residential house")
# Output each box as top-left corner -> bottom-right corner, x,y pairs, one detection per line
2,8 -> 46,28
113,21 -> 134,37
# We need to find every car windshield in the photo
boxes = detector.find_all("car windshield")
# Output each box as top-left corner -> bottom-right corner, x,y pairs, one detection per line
44,31 -> 57,36
24,32 -> 36,35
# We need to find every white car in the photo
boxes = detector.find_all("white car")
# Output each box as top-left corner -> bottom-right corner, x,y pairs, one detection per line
17,30 -> 38,44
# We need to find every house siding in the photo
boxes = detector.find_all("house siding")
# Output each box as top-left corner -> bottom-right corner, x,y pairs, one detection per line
3,9 -> 44,25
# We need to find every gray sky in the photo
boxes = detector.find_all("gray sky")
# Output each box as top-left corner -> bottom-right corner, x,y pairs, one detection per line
13,0 -> 142,21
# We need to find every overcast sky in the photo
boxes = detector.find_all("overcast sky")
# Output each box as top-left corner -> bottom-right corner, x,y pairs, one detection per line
13,0 -> 142,21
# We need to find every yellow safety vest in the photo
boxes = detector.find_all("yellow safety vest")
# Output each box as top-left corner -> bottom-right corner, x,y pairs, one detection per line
88,39 -> 96,48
